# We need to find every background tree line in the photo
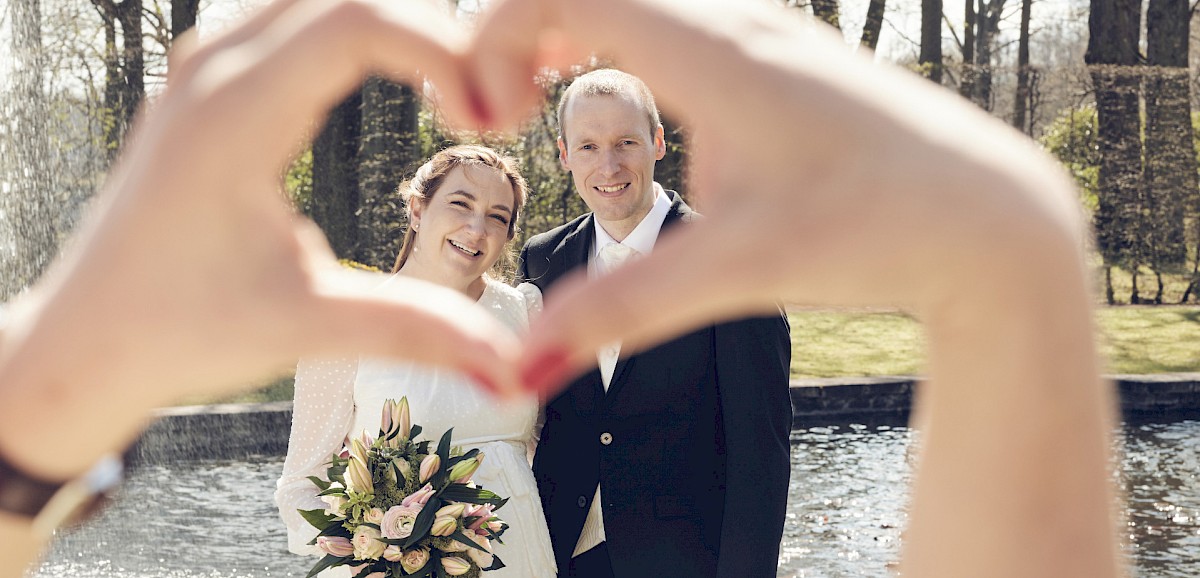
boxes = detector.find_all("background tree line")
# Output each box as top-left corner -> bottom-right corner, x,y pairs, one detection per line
3,0 -> 1200,303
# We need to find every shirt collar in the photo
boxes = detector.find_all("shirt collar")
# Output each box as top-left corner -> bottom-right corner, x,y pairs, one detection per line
593,183 -> 672,258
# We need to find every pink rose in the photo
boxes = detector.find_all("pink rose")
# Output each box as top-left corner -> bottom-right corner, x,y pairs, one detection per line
316,536 -> 353,557
352,526 -> 386,560
400,547 -> 431,574
364,507 -> 385,525
381,504 -> 422,539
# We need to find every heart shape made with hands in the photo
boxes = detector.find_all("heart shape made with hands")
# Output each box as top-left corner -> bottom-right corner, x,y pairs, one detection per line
98,0 -> 1045,403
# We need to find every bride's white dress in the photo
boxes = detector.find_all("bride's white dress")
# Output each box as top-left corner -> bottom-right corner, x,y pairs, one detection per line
274,278 -> 555,577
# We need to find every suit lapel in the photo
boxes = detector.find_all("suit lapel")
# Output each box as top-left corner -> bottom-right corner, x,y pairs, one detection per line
542,217 -> 593,291
544,217 -> 606,417
604,192 -> 695,402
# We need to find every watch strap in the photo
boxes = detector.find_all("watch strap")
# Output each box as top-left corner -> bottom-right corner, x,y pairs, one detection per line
0,453 -> 59,517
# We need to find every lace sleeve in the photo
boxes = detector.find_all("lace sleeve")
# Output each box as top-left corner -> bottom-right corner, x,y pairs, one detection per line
274,357 -> 358,556
516,282 -> 543,319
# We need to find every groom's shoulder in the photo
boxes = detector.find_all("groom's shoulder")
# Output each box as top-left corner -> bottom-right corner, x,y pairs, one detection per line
522,213 -> 592,256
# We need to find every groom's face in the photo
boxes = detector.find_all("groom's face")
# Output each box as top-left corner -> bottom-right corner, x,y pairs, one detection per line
558,93 -> 666,236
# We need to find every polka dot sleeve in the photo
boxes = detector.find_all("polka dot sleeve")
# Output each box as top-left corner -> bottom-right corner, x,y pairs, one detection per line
274,356 -> 358,556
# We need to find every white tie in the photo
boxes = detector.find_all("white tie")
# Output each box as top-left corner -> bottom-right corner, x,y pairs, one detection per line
596,243 -> 639,389
597,242 -> 639,274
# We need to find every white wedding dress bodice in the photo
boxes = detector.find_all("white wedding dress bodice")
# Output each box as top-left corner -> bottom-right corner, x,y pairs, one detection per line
275,278 -> 555,578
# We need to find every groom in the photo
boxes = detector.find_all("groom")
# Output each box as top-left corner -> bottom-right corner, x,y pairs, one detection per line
518,69 -> 793,578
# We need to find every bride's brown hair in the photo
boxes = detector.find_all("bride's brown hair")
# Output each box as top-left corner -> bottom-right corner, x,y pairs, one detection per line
391,145 -> 529,274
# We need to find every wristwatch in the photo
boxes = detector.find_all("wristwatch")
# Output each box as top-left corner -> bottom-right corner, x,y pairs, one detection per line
0,307 -> 125,536
0,450 -> 124,537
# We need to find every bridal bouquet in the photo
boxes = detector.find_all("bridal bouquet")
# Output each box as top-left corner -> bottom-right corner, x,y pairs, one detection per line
299,397 -> 509,578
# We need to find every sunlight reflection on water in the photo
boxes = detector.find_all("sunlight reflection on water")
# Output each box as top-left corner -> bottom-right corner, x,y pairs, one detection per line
35,418 -> 1200,577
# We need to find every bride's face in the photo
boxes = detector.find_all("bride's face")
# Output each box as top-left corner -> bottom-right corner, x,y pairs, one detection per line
409,164 -> 516,284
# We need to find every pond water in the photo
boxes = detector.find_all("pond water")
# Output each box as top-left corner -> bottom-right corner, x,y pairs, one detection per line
33,417 -> 1200,577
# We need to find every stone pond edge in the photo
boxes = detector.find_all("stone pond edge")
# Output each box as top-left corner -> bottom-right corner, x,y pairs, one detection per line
129,373 -> 1200,463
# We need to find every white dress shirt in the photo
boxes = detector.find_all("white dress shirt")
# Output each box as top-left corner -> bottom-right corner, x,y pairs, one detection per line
573,184 -> 672,557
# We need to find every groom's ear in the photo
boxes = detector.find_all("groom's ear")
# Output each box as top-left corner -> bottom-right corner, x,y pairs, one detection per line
654,124 -> 666,161
557,136 -> 570,171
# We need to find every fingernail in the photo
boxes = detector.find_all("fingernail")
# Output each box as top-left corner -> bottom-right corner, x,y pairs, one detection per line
521,347 -> 572,394
467,370 -> 502,396
467,86 -> 493,128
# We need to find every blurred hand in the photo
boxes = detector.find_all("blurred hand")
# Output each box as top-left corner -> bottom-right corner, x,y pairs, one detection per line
468,0 -> 1088,392
468,2 -> 1120,578
0,0 -> 517,484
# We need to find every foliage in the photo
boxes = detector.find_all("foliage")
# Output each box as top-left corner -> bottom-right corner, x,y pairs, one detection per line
1040,105 -> 1101,213
286,148 -> 314,215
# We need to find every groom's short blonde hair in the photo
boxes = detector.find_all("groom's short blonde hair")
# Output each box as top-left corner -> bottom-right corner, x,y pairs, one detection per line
557,69 -> 661,147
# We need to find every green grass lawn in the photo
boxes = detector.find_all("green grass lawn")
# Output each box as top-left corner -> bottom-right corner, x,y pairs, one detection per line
193,305 -> 1200,405
788,305 -> 1200,378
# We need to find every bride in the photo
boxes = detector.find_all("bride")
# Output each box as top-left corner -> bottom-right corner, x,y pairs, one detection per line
274,144 -> 555,577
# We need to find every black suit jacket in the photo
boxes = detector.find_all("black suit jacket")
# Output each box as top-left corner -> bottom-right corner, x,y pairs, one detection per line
518,192 -> 792,578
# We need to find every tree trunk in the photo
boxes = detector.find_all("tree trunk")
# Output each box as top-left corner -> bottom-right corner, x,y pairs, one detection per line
1013,0 -> 1033,133
1086,0 -> 1143,284
1131,266 -> 1141,303
310,92 -> 363,259
920,0 -> 944,83
811,0 -> 842,30
1106,266 -> 1115,305
170,0 -> 199,39
860,0 -> 886,50
960,0 -> 976,98
357,78 -> 420,269
1143,0 -> 1193,273
1182,247 -> 1200,302
117,0 -> 143,145
1154,270 -> 1165,303
970,0 -> 1005,110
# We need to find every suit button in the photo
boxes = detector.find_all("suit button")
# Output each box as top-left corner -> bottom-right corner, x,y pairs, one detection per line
600,432 -> 613,445
577,496 -> 587,508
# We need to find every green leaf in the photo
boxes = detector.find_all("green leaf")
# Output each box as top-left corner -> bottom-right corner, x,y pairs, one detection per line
409,424 -> 423,439
436,429 -> 454,461
438,485 -> 505,507
298,508 -> 337,531
317,487 -> 347,497
318,523 -> 350,538
484,554 -> 506,571
305,554 -> 349,578
307,476 -> 332,492
402,497 -> 442,549
449,529 -> 488,553
351,563 -> 380,578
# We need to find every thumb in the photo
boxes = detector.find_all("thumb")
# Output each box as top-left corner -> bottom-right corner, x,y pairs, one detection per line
302,271 -> 523,398
518,219 -> 781,396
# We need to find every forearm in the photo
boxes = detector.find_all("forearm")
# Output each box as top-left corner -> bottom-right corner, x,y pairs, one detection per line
0,292 -> 161,484
904,252 -> 1121,578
